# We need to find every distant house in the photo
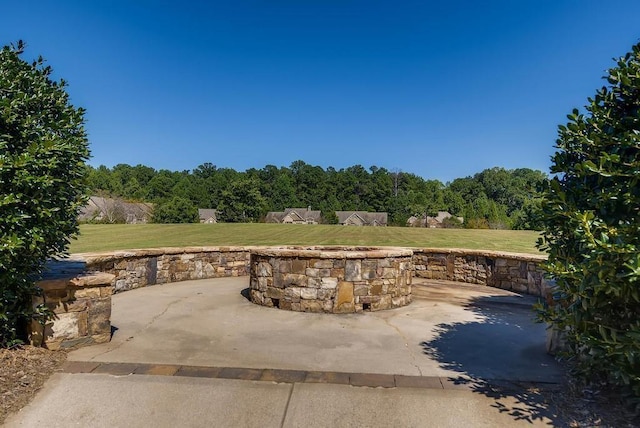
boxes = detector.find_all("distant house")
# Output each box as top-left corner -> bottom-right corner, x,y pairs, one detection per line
79,196 -> 153,224
336,211 -> 388,227
407,211 -> 463,228
198,209 -> 218,224
265,207 -> 322,224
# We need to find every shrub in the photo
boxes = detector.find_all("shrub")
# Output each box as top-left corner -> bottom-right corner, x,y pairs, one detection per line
152,196 -> 199,223
0,41 -> 89,347
537,42 -> 640,404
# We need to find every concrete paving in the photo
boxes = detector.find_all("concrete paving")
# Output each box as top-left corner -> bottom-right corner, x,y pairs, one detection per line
6,277 -> 565,427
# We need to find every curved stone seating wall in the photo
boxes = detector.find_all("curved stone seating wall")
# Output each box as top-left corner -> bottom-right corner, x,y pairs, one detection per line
249,247 -> 413,313
35,246 -> 550,349
412,248 -> 549,297
79,247 -> 252,292
73,246 -> 550,298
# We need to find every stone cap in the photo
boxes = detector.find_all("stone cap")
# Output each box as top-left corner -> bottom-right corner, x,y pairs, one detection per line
70,245 -> 546,263
409,247 -> 547,262
37,271 -> 115,292
250,246 -> 413,259
74,246 -> 257,264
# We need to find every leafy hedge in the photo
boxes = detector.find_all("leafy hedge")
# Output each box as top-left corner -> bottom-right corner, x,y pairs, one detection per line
0,42 -> 89,347
538,42 -> 640,404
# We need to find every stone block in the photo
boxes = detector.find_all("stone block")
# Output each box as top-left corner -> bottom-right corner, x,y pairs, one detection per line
310,259 -> 333,269
370,282 -> 382,296
307,277 -> 321,288
300,288 -> 318,300
88,298 -> 111,336
256,262 -> 272,277
330,268 -> 344,279
73,287 -> 102,299
318,268 -> 332,277
353,282 -> 369,296
283,273 -> 307,287
47,298 -> 88,314
257,277 -> 268,291
204,263 -> 216,277
266,287 -> 285,300
322,300 -> 334,313
305,268 -> 319,277
278,259 -> 292,274
345,260 -> 362,281
291,259 -> 307,274
377,258 -> 391,268
51,311 -> 88,340
250,289 -> 264,304
100,286 -> 114,297
320,277 -> 338,289
273,273 -> 285,288
279,300 -> 292,310
335,282 -> 354,313
284,287 -> 302,302
373,295 -> 391,311
116,279 -> 129,292
317,288 -> 334,300
301,300 -> 323,313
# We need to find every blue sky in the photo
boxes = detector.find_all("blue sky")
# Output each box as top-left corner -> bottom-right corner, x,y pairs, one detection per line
2,1 -> 639,183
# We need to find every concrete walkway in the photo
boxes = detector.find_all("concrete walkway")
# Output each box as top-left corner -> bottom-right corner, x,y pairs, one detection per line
6,277 -> 565,427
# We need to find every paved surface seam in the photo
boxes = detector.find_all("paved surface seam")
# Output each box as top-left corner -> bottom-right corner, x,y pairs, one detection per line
61,360 -> 559,391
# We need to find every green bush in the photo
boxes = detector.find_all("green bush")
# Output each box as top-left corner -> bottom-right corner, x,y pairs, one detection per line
152,196 -> 199,223
0,42 -> 89,347
537,42 -> 640,403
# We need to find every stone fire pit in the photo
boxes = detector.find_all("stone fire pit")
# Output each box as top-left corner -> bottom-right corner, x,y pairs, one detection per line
249,246 -> 413,313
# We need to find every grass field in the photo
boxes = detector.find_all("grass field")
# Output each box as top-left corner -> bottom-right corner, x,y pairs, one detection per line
70,224 -> 543,255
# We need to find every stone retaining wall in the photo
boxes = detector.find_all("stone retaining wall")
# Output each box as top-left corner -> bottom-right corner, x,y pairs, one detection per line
249,247 -> 413,313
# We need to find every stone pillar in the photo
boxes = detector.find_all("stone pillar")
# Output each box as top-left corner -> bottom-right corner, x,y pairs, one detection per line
30,270 -> 115,350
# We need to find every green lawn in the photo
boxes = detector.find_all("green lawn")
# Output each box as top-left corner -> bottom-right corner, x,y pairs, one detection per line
71,224 -> 543,255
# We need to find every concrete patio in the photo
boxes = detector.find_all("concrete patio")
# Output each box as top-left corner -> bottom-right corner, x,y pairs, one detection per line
6,277 -> 565,427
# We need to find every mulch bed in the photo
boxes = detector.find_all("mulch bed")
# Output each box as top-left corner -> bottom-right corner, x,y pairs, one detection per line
0,345 -> 67,425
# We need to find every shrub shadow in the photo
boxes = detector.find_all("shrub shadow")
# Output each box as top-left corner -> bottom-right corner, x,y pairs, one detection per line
420,294 -> 567,426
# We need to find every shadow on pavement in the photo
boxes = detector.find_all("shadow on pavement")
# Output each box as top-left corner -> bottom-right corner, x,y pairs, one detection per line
421,295 -> 567,426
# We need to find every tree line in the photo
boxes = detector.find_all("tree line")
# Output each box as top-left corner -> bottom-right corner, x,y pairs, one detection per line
86,161 -> 547,229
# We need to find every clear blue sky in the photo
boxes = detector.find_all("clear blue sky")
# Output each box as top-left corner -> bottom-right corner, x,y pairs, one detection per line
3,1 -> 639,183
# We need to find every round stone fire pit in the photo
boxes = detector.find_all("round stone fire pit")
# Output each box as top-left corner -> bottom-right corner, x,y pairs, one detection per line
249,246 -> 413,313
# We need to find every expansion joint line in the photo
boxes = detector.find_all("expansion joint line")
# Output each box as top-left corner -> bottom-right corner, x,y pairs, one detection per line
280,383 -> 295,428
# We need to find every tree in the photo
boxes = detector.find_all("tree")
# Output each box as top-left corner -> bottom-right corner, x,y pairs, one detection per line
152,196 -> 198,223
537,42 -> 640,402
218,178 -> 266,222
0,41 -> 90,347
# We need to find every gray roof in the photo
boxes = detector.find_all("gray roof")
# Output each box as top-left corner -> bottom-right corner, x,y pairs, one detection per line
198,209 -> 218,220
79,196 -> 153,223
336,211 -> 388,226
265,208 -> 322,223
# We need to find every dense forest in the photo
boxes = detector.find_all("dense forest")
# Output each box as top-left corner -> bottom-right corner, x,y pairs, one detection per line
85,161 -> 547,229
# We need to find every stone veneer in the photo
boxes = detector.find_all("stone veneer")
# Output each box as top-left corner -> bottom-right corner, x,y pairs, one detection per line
412,248 -> 549,297
33,246 -> 551,349
80,247 -> 251,292
32,260 -> 114,350
249,247 -> 413,313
